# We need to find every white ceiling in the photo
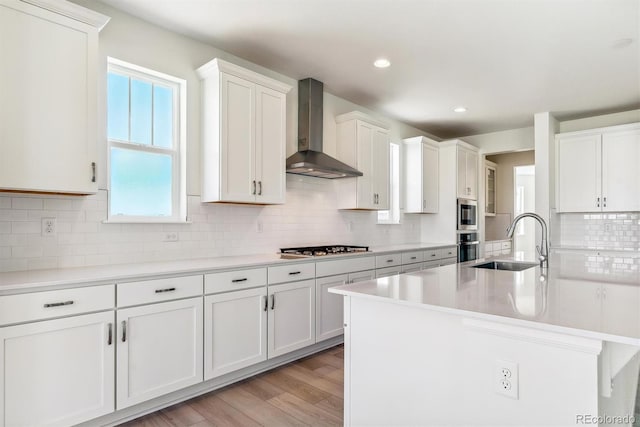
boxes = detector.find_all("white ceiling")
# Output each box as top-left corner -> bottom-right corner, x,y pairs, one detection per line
98,0 -> 640,138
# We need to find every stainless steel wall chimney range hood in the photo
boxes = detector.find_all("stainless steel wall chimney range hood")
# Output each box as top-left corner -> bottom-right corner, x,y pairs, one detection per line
286,78 -> 363,179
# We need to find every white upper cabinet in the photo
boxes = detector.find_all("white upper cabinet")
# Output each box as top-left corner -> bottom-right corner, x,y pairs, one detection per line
556,123 -> 640,213
403,136 -> 439,213
0,0 -> 109,194
336,112 -> 391,210
485,160 -> 496,216
456,145 -> 479,200
197,58 -> 291,204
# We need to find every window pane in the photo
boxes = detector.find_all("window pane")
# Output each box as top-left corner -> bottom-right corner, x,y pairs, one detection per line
153,85 -> 173,148
130,79 -> 152,145
110,147 -> 172,217
107,73 -> 129,141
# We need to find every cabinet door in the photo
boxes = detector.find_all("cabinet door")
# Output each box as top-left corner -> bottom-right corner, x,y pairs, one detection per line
0,1 -> 98,194
220,73 -> 256,203
356,122 -> 375,209
457,148 -> 468,198
316,274 -> 348,342
268,280 -> 315,358
117,297 -> 203,409
466,150 -> 478,200
375,266 -> 401,278
204,287 -> 267,380
255,85 -> 286,204
556,134 -> 601,212
423,143 -> 439,213
485,165 -> 496,215
0,311 -> 114,427
373,128 -> 390,210
602,129 -> 640,212
349,270 -> 376,284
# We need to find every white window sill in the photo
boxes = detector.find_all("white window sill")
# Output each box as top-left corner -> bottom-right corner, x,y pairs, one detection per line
103,218 -> 192,225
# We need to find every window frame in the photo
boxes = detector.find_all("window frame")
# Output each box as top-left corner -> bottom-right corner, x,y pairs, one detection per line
378,142 -> 401,225
106,57 -> 187,223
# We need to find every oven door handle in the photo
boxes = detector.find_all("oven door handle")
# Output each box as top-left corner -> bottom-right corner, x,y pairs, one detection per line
459,241 -> 480,245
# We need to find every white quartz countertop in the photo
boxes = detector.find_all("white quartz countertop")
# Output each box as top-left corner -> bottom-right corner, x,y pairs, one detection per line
330,252 -> 640,346
0,242 -> 454,292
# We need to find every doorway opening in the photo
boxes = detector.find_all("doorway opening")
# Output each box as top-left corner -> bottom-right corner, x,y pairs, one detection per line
513,165 -> 535,257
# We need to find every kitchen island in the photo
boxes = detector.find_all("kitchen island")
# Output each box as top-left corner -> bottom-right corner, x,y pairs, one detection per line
330,250 -> 640,426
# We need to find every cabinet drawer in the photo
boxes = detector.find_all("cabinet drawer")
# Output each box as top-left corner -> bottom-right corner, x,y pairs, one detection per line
422,260 -> 441,270
437,247 -> 457,259
0,285 -> 115,326
401,251 -> 423,265
375,266 -> 401,278
423,249 -> 439,261
440,257 -> 458,266
400,263 -> 422,274
118,275 -> 202,307
205,268 -> 267,294
375,254 -> 401,268
316,256 -> 375,278
501,241 -> 512,249
268,262 -> 315,284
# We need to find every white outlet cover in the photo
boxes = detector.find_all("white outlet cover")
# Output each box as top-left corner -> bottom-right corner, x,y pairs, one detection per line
41,218 -> 57,236
495,359 -> 519,399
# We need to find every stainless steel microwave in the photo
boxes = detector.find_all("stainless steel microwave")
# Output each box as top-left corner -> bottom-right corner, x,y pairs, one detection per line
457,198 -> 478,231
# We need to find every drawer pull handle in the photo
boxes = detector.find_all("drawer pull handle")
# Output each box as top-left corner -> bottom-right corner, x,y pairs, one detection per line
431,254 -> 436,257
263,295 -> 268,311
288,271 -> 301,275
410,256 -> 417,260
107,323 -> 113,346
386,259 -> 393,263
232,278 -> 248,283
44,300 -> 74,308
155,287 -> 176,294
270,294 -> 275,310
122,321 -> 127,342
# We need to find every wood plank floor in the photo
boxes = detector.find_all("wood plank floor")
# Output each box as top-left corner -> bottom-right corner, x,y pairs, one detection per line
119,345 -> 344,427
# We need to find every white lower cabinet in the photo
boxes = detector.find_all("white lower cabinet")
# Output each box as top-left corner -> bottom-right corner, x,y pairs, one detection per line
116,297 -> 203,409
204,287 -> 268,379
376,266 -> 402,278
268,280 -> 315,358
316,274 -> 348,342
349,269 -> 375,284
0,311 -> 115,427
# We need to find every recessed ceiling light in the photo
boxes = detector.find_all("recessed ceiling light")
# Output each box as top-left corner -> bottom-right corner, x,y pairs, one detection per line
453,106 -> 467,113
374,58 -> 391,68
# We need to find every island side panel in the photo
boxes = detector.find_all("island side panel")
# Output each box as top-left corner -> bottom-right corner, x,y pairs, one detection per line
346,297 -> 602,426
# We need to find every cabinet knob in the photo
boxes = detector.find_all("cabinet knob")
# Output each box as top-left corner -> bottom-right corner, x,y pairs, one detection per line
597,197 -> 600,208
603,196 -> 607,208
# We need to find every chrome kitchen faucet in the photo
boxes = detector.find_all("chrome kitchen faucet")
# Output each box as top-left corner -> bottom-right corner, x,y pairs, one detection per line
506,212 -> 549,269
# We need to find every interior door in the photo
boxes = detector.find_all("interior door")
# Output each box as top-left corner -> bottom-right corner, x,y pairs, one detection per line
255,85 -> 286,204
602,129 -> 640,212
117,297 -> 203,409
220,73 -> 256,203
556,134 -> 601,212
0,312 -> 114,427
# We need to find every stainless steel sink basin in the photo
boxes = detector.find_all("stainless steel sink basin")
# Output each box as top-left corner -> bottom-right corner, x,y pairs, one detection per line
472,261 -> 538,271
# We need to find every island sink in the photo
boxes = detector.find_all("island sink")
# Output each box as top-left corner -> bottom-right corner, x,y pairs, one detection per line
472,260 -> 538,271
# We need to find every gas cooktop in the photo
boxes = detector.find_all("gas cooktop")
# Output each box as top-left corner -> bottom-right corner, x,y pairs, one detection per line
280,245 -> 369,258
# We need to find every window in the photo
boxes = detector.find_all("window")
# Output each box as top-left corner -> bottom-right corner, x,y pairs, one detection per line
107,58 -> 186,222
378,142 -> 401,224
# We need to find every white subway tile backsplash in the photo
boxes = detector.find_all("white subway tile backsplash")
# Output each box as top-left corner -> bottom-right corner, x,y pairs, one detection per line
0,176 -> 421,272
558,212 -> 640,251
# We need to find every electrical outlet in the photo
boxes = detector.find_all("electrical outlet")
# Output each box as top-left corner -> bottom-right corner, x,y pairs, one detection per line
163,232 -> 179,242
42,218 -> 57,236
495,360 -> 519,399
